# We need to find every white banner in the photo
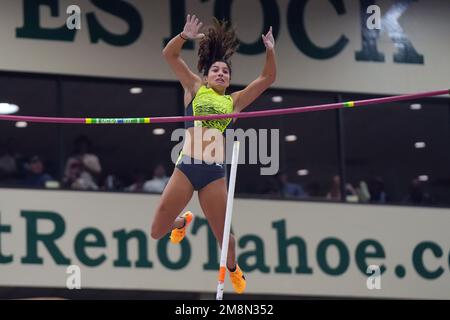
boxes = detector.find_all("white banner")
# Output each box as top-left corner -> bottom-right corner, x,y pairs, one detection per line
0,0 -> 449,95
0,188 -> 449,299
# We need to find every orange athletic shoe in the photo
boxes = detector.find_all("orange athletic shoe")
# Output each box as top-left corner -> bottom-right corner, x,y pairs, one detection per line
228,264 -> 246,294
169,211 -> 194,244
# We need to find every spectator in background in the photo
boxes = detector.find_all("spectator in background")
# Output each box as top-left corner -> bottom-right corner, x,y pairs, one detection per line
277,172 -> 307,199
62,158 -> 98,190
102,174 -> 124,191
327,175 -> 359,202
22,155 -> 55,188
125,171 -> 147,192
369,176 -> 388,203
0,141 -> 18,185
327,175 -> 341,200
404,178 -> 432,205
356,180 -> 371,203
143,164 -> 169,193
64,135 -> 102,186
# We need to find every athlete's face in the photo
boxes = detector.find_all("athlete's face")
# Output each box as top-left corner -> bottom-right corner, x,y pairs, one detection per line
205,61 -> 231,91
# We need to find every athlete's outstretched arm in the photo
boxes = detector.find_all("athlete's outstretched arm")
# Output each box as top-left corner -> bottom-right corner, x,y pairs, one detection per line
162,14 -> 204,95
231,27 -> 277,113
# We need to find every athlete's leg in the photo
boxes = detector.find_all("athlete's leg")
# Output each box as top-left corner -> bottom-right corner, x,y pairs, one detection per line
150,168 -> 194,240
197,177 -> 236,270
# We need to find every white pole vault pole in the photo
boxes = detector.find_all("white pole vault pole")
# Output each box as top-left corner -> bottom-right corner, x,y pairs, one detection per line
216,141 -> 240,300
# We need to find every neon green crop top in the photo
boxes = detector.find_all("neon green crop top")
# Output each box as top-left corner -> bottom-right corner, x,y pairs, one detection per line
185,85 -> 234,133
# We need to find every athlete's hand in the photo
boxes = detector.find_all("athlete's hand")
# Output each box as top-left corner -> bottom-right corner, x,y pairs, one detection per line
262,26 -> 275,50
181,14 -> 205,41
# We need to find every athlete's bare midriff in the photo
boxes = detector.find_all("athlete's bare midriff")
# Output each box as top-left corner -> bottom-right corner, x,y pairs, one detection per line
181,127 -> 226,164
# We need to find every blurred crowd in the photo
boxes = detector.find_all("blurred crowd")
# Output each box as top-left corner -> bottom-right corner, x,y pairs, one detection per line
0,136 -> 170,194
0,136 -> 435,206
